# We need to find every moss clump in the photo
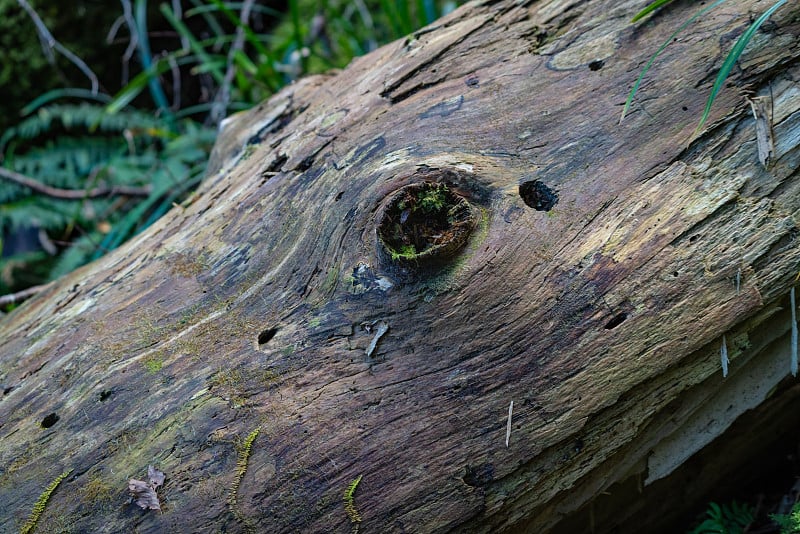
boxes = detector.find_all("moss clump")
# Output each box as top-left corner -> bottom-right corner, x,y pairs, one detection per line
143,355 -> 164,373
377,182 -> 476,268
21,468 -> 72,534
229,428 -> 260,532
80,475 -> 113,505
208,368 -> 248,407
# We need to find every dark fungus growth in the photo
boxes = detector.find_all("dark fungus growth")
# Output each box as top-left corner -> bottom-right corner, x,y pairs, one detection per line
519,180 -> 559,211
377,182 -> 477,268
41,412 -> 60,428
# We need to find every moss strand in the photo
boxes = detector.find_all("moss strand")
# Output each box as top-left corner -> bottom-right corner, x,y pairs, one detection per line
21,468 -> 72,534
228,428 -> 259,532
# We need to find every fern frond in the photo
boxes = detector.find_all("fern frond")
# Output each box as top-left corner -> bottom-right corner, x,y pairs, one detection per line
343,474 -> 363,524
49,231 -> 105,279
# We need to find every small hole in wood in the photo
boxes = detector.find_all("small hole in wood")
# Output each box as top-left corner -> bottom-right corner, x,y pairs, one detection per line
99,389 -> 113,402
462,463 -> 494,487
3,386 -> 12,395
519,180 -> 559,211
335,191 -> 344,201
604,313 -> 628,330
588,59 -> 604,71
41,412 -> 60,428
296,155 -> 314,172
258,327 -> 278,346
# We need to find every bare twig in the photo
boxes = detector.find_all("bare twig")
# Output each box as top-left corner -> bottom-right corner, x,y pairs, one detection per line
210,0 -> 256,126
116,0 -> 139,85
0,167 -> 151,199
506,400 -> 514,448
167,53 -> 181,110
17,0 -> 100,93
171,0 -> 189,50
0,282 -> 54,308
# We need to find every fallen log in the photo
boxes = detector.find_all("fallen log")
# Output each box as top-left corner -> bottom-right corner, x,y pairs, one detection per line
2,0 -> 800,532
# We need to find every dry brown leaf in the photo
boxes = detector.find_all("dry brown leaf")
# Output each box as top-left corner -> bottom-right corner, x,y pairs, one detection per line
148,465 -> 165,489
128,465 -> 165,511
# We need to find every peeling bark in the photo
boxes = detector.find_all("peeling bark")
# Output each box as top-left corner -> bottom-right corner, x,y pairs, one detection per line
2,0 -> 800,532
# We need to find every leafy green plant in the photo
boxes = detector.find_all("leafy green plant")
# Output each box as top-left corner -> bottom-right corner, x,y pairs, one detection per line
621,0 -> 789,134
771,501 -> 800,534
0,104 -> 214,297
689,500 -> 755,534
106,0 -> 460,123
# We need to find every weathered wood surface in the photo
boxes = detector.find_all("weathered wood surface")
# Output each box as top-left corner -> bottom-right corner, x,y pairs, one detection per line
2,0 -> 800,532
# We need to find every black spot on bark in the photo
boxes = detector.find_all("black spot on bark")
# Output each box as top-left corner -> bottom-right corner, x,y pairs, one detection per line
519,180 -> 559,211
41,412 -> 60,428
588,59 -> 604,71
264,154 -> 288,174
604,313 -> 628,330
258,328 -> 278,346
463,463 -> 494,487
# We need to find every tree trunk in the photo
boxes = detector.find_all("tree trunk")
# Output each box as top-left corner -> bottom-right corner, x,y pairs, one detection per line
3,0 -> 800,532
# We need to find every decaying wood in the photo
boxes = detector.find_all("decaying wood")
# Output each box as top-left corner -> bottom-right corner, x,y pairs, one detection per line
2,0 -> 800,532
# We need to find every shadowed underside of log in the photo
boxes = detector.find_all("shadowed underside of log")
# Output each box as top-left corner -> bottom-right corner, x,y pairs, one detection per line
2,0 -> 800,532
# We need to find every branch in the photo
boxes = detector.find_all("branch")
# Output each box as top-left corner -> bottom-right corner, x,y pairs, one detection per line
0,167 -> 151,199
17,0 -> 100,94
210,0 -> 256,126
0,282 -> 53,308
110,0 -> 139,86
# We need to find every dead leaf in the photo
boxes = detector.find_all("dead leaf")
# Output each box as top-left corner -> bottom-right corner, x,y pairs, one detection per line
148,465 -> 165,489
128,465 -> 165,511
129,479 -> 160,510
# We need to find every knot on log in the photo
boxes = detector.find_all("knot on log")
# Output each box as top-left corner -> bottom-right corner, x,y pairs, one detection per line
377,181 -> 477,270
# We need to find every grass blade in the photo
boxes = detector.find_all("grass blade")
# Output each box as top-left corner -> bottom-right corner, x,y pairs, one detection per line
695,0 -> 788,133
620,0 -> 727,124
631,0 -> 678,23
106,58 -> 184,114
208,0 -> 282,91
135,0 -> 172,114
160,2 -> 225,84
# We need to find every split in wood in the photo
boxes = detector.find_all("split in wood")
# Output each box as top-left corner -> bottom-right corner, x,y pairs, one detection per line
791,287 -> 797,377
